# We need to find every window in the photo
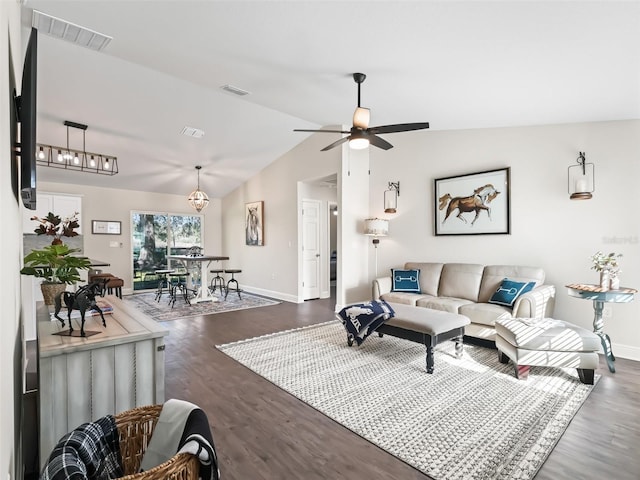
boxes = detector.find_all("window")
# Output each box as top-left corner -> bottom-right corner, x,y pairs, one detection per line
132,212 -> 203,291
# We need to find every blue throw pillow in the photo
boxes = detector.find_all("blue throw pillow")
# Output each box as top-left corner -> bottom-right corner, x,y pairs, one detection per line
391,269 -> 421,293
489,278 -> 536,307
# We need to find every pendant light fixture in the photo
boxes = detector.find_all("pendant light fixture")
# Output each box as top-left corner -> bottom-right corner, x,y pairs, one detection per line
188,165 -> 209,212
36,120 -> 118,175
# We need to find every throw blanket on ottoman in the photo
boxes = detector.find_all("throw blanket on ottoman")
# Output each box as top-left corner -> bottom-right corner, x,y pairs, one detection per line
41,415 -> 123,480
337,300 -> 395,346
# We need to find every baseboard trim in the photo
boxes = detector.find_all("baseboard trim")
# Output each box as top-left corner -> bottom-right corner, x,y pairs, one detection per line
610,342 -> 640,362
242,285 -> 300,304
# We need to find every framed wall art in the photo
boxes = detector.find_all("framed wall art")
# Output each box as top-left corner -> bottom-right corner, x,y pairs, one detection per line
245,201 -> 264,246
91,220 -> 122,235
434,167 -> 510,236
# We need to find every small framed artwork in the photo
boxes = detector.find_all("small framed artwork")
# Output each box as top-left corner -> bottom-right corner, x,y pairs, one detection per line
434,167 -> 510,236
92,220 -> 122,235
245,201 -> 264,246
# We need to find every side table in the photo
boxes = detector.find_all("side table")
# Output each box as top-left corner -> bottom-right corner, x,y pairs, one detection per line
566,283 -> 637,373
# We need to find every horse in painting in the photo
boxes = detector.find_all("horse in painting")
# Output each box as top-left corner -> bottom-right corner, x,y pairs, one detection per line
246,206 -> 261,245
439,184 -> 500,226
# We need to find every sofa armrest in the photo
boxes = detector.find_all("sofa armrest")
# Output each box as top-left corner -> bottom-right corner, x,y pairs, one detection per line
512,284 -> 556,319
372,277 -> 392,300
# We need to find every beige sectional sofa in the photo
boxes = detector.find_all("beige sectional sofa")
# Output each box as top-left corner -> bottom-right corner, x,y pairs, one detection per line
372,262 -> 556,342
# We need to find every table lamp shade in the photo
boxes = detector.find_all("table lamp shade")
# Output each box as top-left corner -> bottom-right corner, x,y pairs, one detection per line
364,218 -> 389,237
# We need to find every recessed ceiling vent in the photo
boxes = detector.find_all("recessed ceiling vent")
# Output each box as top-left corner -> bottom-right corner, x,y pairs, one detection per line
221,84 -> 250,96
181,126 -> 205,138
32,10 -> 112,51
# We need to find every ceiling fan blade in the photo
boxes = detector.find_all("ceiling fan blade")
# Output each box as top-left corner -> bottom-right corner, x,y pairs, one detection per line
320,136 -> 350,151
294,129 -> 350,134
352,107 -> 370,129
368,122 -> 430,134
368,134 -> 393,150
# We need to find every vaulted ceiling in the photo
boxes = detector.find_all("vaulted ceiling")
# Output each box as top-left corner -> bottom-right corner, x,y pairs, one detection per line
21,1 -> 640,198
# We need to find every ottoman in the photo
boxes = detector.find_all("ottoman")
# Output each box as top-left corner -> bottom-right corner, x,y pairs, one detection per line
377,302 -> 471,374
495,318 -> 600,384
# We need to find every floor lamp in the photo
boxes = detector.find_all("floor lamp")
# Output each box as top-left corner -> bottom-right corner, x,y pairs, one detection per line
364,218 -> 389,278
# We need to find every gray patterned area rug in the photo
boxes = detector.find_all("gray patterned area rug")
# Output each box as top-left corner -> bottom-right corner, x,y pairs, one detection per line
123,291 -> 280,321
217,321 -> 598,480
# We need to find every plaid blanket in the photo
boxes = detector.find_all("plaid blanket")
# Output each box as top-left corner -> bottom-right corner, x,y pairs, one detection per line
41,415 -> 123,480
337,300 -> 395,346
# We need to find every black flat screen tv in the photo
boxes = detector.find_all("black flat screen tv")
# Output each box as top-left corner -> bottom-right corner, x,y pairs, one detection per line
18,27 -> 38,210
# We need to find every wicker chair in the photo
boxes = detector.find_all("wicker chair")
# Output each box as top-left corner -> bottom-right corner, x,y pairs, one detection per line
115,405 -> 200,480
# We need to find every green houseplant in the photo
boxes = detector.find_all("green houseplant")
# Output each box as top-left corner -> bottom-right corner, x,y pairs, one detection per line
21,244 -> 92,304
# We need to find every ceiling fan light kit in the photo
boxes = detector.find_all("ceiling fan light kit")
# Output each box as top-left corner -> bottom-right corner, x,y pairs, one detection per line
294,72 -> 430,151
349,129 -> 370,150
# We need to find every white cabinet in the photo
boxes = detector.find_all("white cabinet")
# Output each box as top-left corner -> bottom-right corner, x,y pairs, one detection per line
22,192 -> 82,234
37,296 -> 168,468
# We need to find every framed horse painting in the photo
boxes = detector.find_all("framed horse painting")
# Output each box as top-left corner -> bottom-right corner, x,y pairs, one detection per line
245,200 -> 264,245
434,167 -> 510,235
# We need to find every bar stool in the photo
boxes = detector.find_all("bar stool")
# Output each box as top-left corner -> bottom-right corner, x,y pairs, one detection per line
154,269 -> 174,302
168,272 -> 191,308
88,272 -> 124,298
209,269 -> 225,294
224,269 -> 242,300
106,277 -> 124,299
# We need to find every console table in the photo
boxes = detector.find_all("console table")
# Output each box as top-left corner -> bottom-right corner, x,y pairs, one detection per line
37,295 -> 168,467
566,283 -> 637,373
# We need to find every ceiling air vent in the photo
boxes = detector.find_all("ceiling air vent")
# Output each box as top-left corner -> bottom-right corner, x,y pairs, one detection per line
221,84 -> 250,96
32,10 -> 112,52
181,126 -> 205,138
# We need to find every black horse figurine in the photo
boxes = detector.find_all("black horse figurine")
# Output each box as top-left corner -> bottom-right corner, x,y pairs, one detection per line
53,279 -> 109,336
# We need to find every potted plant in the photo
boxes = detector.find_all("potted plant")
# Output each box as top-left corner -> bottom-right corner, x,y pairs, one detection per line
590,251 -> 622,290
21,244 -> 92,305
30,211 -> 80,245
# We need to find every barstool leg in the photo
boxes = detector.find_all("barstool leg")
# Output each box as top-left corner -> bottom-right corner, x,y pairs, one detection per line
155,274 -> 166,302
225,274 -> 242,300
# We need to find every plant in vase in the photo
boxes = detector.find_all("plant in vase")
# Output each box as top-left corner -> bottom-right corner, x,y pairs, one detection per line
590,251 -> 622,289
20,244 -> 92,304
30,211 -> 80,245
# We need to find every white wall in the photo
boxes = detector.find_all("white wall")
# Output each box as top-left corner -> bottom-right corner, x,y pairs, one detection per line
1,2 -> 24,478
368,120 -> 640,359
37,181 -> 223,291
221,132 -> 340,302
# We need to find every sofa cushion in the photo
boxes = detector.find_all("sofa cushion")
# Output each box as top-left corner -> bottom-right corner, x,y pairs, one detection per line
391,268 -> 421,293
418,297 -> 474,314
488,279 -> 536,307
478,265 -> 545,303
459,302 -> 513,326
438,263 -> 484,302
380,292 -> 434,306
405,262 -> 444,296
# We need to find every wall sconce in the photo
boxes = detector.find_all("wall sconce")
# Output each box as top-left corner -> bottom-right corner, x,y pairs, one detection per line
364,218 -> 389,277
568,152 -> 594,200
384,181 -> 400,213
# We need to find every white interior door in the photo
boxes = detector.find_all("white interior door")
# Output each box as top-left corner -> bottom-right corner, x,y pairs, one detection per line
302,199 -> 321,300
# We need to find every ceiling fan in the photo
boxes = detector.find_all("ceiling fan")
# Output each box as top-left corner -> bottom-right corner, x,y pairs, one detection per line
294,73 -> 429,151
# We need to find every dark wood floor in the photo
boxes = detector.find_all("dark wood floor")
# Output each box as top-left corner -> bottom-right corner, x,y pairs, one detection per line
163,294 -> 640,480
